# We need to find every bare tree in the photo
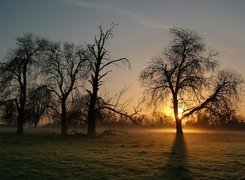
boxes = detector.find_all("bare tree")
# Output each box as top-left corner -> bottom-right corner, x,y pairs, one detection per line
0,33 -> 48,135
140,27 -> 243,134
86,24 -> 138,137
26,85 -> 52,127
42,41 -> 88,136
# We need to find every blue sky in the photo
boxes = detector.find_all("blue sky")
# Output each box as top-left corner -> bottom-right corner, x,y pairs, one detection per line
1,0 -> 245,115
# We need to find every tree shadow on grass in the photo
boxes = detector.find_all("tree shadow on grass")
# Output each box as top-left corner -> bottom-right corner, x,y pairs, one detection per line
159,134 -> 192,179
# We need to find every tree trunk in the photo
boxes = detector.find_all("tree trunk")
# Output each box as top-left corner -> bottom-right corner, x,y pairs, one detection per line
61,100 -> 67,137
172,93 -> 183,134
16,62 -> 27,135
87,112 -> 96,137
16,110 -> 24,135
16,119 -> 24,136
87,91 -> 97,138
176,118 -> 183,134
87,75 -> 99,137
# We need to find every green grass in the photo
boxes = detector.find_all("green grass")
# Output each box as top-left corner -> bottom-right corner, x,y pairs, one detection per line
0,127 -> 244,179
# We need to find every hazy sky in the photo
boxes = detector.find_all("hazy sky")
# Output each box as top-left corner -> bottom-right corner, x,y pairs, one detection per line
1,0 -> 245,115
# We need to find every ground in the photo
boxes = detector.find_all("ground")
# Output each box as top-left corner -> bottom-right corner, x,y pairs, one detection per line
0,127 -> 244,179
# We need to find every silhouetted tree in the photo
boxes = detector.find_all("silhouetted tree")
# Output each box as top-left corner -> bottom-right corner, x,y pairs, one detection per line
86,24 -> 138,137
0,33 -> 48,135
42,42 -> 88,136
0,99 -> 17,125
26,85 -> 52,127
140,27 -> 243,134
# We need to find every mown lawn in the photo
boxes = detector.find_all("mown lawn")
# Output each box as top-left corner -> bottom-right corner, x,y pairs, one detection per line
0,127 -> 244,179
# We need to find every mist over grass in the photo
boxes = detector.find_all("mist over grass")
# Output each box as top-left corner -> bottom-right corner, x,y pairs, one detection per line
0,127 -> 244,179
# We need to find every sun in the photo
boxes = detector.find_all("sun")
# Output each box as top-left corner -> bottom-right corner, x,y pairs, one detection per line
162,105 -> 184,120
178,107 -> 184,119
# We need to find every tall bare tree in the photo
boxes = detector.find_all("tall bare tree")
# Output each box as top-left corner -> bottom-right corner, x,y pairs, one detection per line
42,42 -> 88,136
0,33 -> 47,135
140,27 -> 243,134
86,25 -> 138,137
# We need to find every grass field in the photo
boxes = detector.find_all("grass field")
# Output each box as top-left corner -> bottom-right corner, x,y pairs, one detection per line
0,127 -> 244,179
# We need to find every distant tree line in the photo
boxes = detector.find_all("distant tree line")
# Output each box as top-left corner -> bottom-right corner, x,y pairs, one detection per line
186,109 -> 245,130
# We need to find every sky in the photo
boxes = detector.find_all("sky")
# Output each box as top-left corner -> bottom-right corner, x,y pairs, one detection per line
0,0 -> 245,116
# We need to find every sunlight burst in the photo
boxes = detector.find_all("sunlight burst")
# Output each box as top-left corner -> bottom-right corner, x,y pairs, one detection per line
178,107 -> 184,119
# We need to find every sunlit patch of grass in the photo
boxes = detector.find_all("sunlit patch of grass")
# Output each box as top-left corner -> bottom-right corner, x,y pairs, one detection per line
0,127 -> 244,179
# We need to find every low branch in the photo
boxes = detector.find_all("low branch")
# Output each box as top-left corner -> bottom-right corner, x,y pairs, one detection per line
97,106 -> 138,124
47,105 -> 62,117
